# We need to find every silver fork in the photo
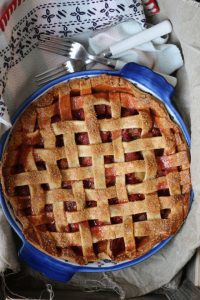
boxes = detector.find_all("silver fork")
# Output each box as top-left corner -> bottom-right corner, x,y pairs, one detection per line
39,34 -> 125,69
35,59 -> 85,86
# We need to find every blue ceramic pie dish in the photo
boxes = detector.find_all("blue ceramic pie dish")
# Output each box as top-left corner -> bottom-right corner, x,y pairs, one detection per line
0,63 -> 192,282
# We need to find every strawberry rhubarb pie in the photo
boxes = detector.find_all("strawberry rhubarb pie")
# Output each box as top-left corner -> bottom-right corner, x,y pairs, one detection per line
1,74 -> 191,264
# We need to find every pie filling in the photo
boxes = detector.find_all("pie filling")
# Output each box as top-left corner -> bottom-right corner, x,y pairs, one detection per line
1,75 -> 191,264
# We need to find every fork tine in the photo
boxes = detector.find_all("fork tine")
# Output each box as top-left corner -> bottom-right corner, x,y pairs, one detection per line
35,66 -> 68,83
40,38 -> 73,50
40,34 -> 72,42
40,37 -> 72,46
40,34 -> 73,45
39,40 -> 71,52
36,70 -> 68,86
35,64 -> 66,79
38,44 -> 70,57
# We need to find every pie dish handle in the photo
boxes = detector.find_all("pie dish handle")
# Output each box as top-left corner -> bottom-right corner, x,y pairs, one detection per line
120,62 -> 174,104
19,242 -> 75,282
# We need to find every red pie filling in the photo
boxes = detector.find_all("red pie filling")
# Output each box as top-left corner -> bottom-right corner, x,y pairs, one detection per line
13,164 -> 24,174
41,183 -> 50,191
64,201 -> 77,212
125,152 -> 143,162
17,197 -> 30,210
111,216 -> 123,224
101,131 -> 112,143
83,178 -> 94,189
122,128 -> 142,141
57,158 -> 68,169
34,119 -> 39,130
106,175 -> 116,187
151,126 -> 162,137
156,157 -> 178,177
157,167 -> 177,177
93,241 -> 106,255
160,209 -> 171,219
70,223 -> 79,232
132,212 -> 147,222
37,224 -> 48,232
85,200 -> 97,208
21,207 -> 33,216
72,108 -> 85,120
108,198 -> 119,205
61,181 -> 72,189
126,173 -> 142,184
128,194 -> 145,201
155,149 -> 164,157
157,189 -> 170,197
93,239 -> 126,258
110,238 -> 125,257
15,185 -> 30,197
95,105 -> 111,119
56,135 -> 64,147
75,132 -> 89,145
33,135 -> 44,149
51,114 -> 61,123
71,246 -> 83,256
121,107 -> 138,117
135,237 -> 150,248
36,161 -> 46,171
45,204 -> 53,212
46,222 -> 56,232
79,157 -> 92,167
65,223 -> 79,233
89,220 -> 110,227
104,155 -> 114,164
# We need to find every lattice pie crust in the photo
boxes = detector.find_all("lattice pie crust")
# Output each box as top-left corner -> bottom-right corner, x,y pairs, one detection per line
1,74 -> 191,264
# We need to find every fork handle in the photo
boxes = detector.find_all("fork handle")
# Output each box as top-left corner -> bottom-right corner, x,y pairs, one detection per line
87,54 -> 126,69
106,58 -> 126,69
103,20 -> 172,58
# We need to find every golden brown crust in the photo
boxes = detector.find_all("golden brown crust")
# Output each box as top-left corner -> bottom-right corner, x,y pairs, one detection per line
1,74 -> 191,264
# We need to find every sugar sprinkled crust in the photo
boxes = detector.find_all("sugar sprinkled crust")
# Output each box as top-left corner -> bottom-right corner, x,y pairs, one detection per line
1,74 -> 191,264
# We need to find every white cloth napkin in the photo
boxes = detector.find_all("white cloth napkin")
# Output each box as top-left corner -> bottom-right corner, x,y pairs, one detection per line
89,20 -> 183,76
0,210 -> 19,272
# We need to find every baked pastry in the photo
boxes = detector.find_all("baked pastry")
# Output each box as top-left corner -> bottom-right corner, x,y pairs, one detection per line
1,74 -> 191,264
